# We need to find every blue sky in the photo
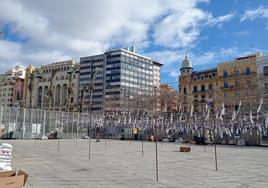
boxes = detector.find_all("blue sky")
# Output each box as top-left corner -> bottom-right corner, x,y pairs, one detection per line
0,0 -> 268,89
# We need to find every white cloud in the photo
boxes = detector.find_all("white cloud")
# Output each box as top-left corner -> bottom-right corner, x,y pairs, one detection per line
241,5 -> 268,21
232,30 -> 251,37
169,70 -> 179,78
206,13 -> 235,27
153,4 -> 234,48
145,50 -> 183,67
0,0 -> 234,73
153,2 -> 207,48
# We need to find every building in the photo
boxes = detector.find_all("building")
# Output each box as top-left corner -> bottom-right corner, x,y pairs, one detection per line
0,65 -> 26,107
217,53 -> 261,114
79,46 -> 162,113
178,53 -> 218,113
178,52 -> 262,115
257,55 -> 268,112
159,84 -> 178,112
24,60 -> 80,111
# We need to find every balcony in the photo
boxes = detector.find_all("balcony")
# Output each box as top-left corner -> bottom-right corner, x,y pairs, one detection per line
192,89 -> 214,93
219,71 -> 256,79
221,85 -> 235,90
219,74 -> 235,79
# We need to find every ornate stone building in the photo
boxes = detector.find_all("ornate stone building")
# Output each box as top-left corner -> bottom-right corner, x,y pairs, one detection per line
178,52 -> 262,114
0,65 -> 26,107
178,53 -> 217,113
24,60 -> 80,111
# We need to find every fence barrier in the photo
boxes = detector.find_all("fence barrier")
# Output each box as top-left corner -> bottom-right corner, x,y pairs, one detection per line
0,106 -> 267,145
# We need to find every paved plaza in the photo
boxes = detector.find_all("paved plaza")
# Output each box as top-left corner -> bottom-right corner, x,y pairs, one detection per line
5,139 -> 268,188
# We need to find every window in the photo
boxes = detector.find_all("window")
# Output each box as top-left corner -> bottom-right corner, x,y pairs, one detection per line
201,95 -> 206,103
209,84 -> 213,90
224,93 -> 229,97
236,80 -> 240,86
183,87 -> 187,95
235,70 -> 239,76
265,83 -> 268,92
245,67 -> 251,75
263,66 -> 268,76
224,82 -> 229,88
223,70 -> 228,78
193,86 -> 197,92
247,80 -> 251,86
201,85 -> 205,91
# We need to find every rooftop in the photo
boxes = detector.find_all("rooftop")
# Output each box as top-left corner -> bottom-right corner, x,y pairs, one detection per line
193,67 -> 217,75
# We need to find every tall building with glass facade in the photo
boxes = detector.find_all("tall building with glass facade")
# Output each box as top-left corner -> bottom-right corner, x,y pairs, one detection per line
79,47 -> 162,112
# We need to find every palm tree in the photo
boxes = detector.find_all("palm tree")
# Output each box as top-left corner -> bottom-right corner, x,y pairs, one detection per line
28,68 -> 42,108
46,69 -> 58,111
66,64 -> 79,112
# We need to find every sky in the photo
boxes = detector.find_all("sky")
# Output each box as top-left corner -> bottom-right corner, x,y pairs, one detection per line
0,0 -> 268,89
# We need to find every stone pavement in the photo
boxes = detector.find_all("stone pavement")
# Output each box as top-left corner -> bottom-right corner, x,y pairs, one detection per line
4,139 -> 268,188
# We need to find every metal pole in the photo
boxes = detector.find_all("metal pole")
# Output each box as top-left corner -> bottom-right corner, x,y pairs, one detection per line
34,109 -> 38,150
67,111 -> 69,138
154,86 -> 159,182
72,109 -> 74,138
42,110 -> 46,139
15,107 -> 19,137
58,137 -> 60,152
58,111 -> 63,152
0,106 -> 3,138
88,86 -> 93,160
142,139 -> 144,157
30,109 -> 33,139
203,122 -> 207,152
22,108 -> 26,139
76,112 -> 79,146
105,139 -> 107,151
8,107 -> 11,138
214,118 -> 218,171
0,106 -> 3,125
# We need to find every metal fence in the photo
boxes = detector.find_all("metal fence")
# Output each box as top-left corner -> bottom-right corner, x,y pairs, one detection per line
0,105 -> 268,145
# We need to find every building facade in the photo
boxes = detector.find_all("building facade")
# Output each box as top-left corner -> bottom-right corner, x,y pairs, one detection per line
24,60 -> 80,111
79,47 -> 162,113
179,52 -> 262,114
257,55 -> 268,112
216,53 -> 261,114
0,65 -> 25,107
178,53 -> 217,113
